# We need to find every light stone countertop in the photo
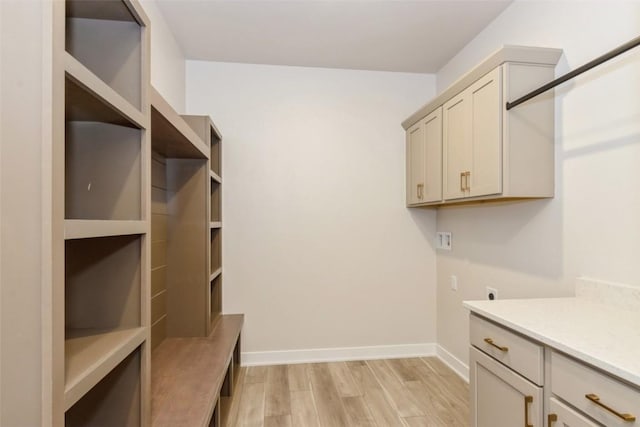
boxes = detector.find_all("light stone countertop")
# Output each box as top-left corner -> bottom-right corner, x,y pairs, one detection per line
464,293 -> 640,388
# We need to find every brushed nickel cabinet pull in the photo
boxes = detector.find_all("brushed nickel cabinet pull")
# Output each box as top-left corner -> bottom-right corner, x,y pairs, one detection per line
417,183 -> 424,199
548,413 -> 557,427
460,172 -> 465,192
524,395 -> 533,427
484,337 -> 509,352
585,393 -> 636,422
465,171 -> 471,190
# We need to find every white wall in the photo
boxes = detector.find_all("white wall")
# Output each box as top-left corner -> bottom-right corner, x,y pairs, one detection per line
435,1 -> 640,370
140,1 -> 186,112
187,61 -> 439,361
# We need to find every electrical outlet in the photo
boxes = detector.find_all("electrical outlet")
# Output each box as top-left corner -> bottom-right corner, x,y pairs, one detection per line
486,287 -> 498,301
435,232 -> 452,250
450,275 -> 458,291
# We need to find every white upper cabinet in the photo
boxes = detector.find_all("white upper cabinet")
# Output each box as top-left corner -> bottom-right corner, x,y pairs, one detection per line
403,46 -> 562,207
406,107 -> 442,205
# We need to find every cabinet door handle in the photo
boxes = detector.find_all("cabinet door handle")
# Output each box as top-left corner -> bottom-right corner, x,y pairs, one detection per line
585,393 -> 636,422
460,172 -> 465,192
548,413 -> 557,427
465,171 -> 471,190
524,395 -> 533,427
484,337 -> 509,352
417,183 -> 424,199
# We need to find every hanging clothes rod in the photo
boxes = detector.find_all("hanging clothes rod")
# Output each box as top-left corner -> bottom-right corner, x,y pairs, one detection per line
506,34 -> 640,110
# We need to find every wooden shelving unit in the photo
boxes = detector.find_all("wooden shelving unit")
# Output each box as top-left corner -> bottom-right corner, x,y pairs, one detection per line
150,88 -> 210,343
59,0 -> 151,425
183,114 -> 224,333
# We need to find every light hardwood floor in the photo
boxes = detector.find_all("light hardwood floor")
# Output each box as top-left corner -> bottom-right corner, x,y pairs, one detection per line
224,357 -> 469,427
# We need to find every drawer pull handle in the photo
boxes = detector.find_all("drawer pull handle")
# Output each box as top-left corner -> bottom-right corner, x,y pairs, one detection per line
484,337 -> 509,352
585,393 -> 636,422
548,414 -> 557,427
524,395 -> 533,427
417,183 -> 424,199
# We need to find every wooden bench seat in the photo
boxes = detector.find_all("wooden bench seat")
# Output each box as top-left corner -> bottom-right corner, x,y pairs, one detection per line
151,314 -> 244,427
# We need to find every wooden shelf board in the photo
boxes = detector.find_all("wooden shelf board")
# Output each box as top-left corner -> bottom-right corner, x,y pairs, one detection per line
64,220 -> 146,240
66,0 -> 136,22
209,170 -> 222,184
210,122 -> 223,142
65,53 -> 146,129
210,268 -> 222,282
210,221 -> 222,229
151,314 -> 243,427
64,327 -> 146,411
151,87 -> 209,159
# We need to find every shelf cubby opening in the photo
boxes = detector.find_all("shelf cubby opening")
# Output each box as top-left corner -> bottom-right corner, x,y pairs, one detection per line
210,276 -> 222,328
211,228 -> 221,274
65,0 -> 143,110
65,346 -> 142,427
65,235 -> 141,331
65,121 -> 141,220
210,127 -> 221,176
211,180 -> 221,222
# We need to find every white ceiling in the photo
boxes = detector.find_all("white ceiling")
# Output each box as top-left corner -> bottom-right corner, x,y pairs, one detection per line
155,0 -> 513,73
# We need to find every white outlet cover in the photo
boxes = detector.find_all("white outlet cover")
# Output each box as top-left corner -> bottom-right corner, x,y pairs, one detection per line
436,232 -> 452,250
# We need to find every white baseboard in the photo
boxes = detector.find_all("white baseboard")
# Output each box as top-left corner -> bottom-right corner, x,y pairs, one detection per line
436,344 -> 469,382
242,343 -> 436,367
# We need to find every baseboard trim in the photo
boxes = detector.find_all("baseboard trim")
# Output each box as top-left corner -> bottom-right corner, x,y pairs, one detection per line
242,343 -> 437,367
436,344 -> 469,382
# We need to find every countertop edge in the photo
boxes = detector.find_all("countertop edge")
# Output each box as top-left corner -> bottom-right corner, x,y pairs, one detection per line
463,299 -> 640,388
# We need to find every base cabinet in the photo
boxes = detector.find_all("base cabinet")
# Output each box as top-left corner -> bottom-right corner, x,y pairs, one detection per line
471,347 -> 543,427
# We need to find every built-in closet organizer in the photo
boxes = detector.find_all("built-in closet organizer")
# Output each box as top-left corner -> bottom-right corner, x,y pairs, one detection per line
62,0 -> 151,425
402,46 -> 562,207
149,89 -> 243,427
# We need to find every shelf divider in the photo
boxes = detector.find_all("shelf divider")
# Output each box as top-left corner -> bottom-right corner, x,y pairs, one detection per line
210,170 -> 222,184
65,52 -> 146,128
64,327 -> 146,411
210,267 -> 222,283
64,220 -> 147,240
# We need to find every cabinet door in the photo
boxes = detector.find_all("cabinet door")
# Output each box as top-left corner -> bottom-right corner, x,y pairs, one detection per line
406,121 -> 425,205
443,91 -> 471,200
471,347 -> 543,427
469,67 -> 502,197
548,398 -> 600,427
423,107 -> 442,202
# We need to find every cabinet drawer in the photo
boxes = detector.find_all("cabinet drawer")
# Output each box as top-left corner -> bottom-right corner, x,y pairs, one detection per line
549,397 -> 600,427
551,351 -> 640,426
470,314 -> 543,385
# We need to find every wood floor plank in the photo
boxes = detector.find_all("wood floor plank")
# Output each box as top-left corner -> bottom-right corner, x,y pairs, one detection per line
403,416 -> 434,427
328,362 -> 361,397
342,395 -> 376,426
225,367 -> 246,427
385,358 -> 422,383
346,360 -> 380,392
264,365 -> 291,417
234,382 -> 265,427
308,363 -> 351,427
361,387 -> 404,427
366,360 -> 425,417
264,415 -> 292,427
290,390 -> 320,427
288,363 -> 311,392
245,365 -> 268,384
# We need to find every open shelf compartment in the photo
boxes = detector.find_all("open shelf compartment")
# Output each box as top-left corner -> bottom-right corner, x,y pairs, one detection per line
65,120 -> 142,220
65,345 -> 143,426
65,0 -> 146,110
